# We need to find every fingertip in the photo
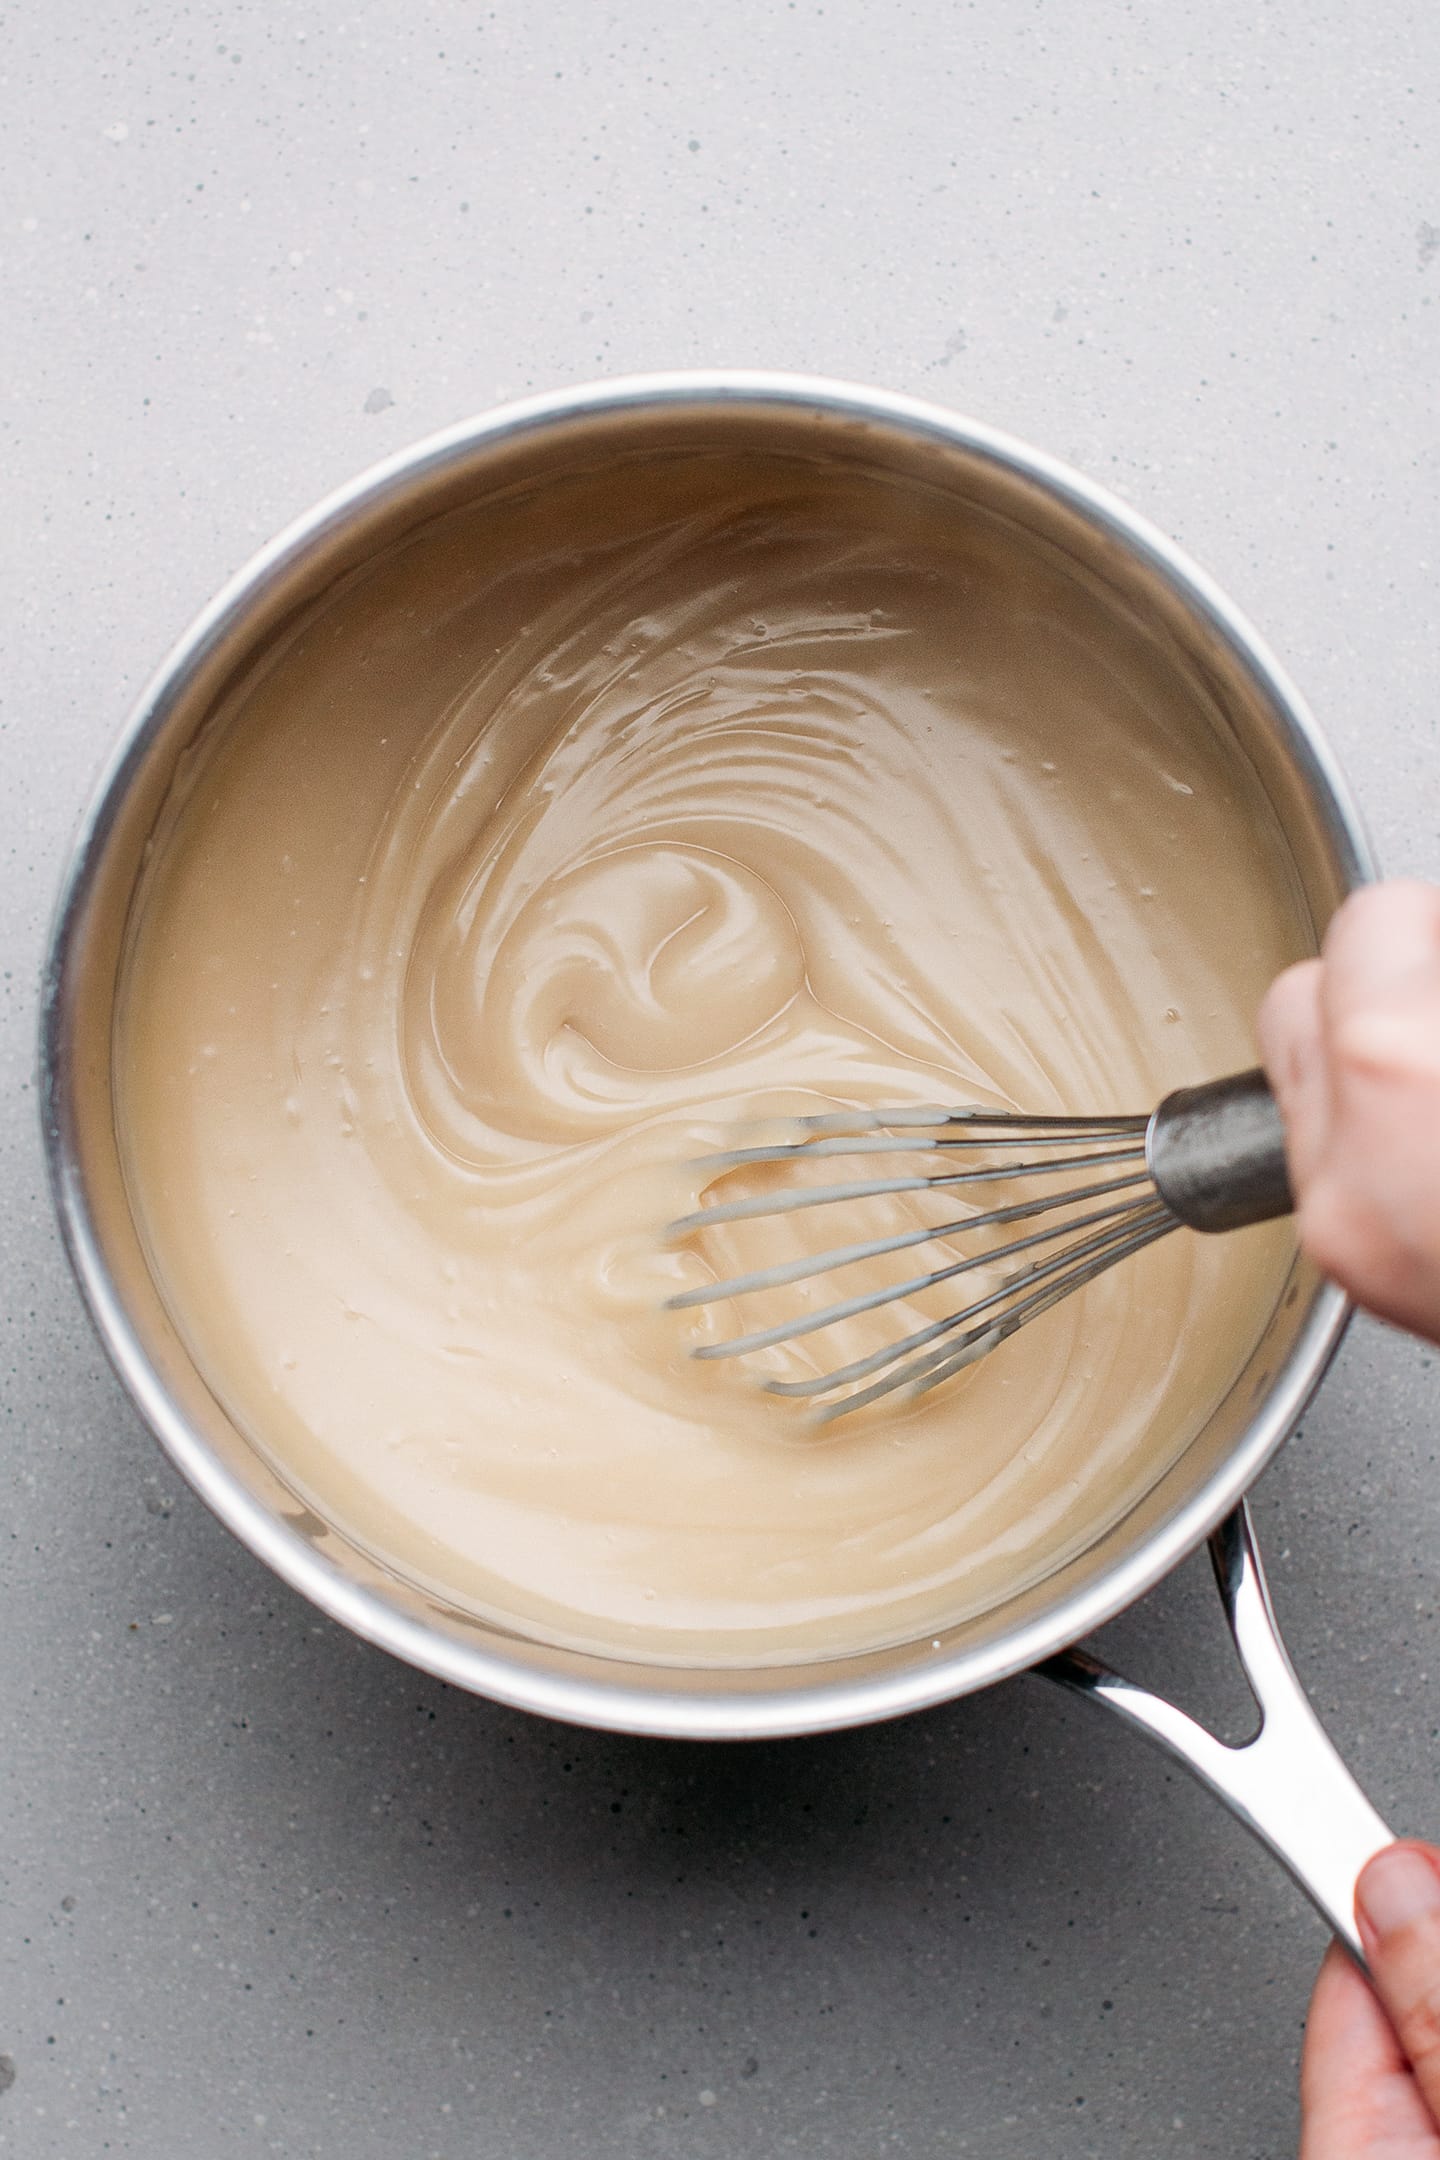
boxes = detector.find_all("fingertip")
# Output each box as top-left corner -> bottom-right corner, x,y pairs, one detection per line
1322,881 -> 1440,1001
1356,1840 -> 1440,1950
1258,958 -> 1329,1195
1258,957 -> 1323,1091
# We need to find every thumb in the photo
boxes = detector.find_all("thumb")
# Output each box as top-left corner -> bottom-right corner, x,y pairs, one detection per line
1257,957 -> 1329,1196
1356,1841 -> 1440,2126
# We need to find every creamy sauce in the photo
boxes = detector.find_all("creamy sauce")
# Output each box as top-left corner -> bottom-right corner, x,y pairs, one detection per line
115,451 -> 1307,1663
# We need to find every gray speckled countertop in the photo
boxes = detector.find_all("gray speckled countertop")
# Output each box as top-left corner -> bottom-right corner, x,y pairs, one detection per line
5,4 -> 1439,2154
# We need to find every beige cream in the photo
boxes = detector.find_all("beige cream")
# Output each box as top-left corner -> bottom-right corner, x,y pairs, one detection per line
114,451 -> 1308,1665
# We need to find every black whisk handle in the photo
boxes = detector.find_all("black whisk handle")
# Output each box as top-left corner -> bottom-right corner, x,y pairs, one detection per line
1147,1067 -> 1293,1234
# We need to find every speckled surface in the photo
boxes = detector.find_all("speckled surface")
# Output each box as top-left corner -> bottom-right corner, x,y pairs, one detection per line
5,3 -> 1439,2153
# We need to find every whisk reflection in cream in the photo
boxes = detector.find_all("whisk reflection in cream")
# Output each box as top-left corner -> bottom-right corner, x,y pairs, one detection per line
667,1069 -> 1294,1422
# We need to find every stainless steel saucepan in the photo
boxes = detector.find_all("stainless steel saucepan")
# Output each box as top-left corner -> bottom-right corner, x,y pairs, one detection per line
39,373 -> 1394,1960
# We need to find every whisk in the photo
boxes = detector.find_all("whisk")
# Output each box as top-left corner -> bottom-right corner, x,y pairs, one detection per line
666,1068 -> 1293,1423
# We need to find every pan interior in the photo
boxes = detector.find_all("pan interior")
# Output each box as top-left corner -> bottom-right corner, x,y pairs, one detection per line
48,385 -> 1358,1723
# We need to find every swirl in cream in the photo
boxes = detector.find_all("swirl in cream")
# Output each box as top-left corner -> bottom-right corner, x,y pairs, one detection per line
116,452 -> 1308,1662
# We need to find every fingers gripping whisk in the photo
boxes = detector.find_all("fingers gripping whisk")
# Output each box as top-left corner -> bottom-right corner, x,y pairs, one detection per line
664,1070 -> 1293,1424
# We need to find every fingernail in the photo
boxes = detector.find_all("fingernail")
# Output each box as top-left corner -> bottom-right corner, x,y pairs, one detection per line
1358,1845 -> 1440,1940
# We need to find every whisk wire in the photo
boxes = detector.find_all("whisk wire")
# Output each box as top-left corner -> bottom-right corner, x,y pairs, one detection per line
809,1204 -> 1177,1423
680,1176 -> 1155,1355
663,1069 -> 1293,1423
697,1126 -> 1146,1172
766,1199 -> 1174,1405
667,1141 -> 1148,1234
787,1104 -> 1150,1136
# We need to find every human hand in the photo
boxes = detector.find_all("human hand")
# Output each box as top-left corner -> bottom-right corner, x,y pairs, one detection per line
1301,1843 -> 1440,2157
1258,881 -> 1440,1344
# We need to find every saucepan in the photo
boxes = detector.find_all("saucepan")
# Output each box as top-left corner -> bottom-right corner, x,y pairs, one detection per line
38,372 -> 1394,1960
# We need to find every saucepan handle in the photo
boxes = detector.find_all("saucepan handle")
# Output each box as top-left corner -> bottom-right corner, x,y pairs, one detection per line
1036,1500 -> 1394,1963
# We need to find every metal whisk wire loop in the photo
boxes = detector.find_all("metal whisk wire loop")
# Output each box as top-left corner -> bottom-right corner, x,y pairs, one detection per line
664,1070 -> 1292,1424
